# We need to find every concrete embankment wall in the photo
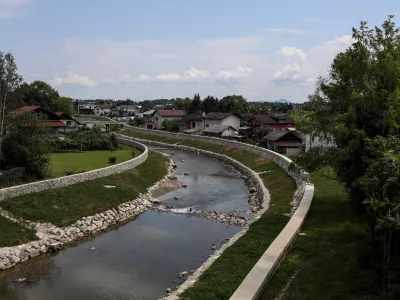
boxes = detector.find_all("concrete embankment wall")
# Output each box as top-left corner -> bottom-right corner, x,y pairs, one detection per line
121,126 -> 315,300
0,138 -> 148,201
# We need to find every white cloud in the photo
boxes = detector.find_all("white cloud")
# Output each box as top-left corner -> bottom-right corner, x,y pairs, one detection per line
51,71 -> 98,87
265,28 -> 309,34
278,46 -> 306,62
0,0 -> 31,19
116,67 -> 211,84
304,18 -> 322,23
216,65 -> 253,84
272,35 -> 353,85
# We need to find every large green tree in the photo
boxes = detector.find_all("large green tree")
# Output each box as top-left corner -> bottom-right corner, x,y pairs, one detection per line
218,95 -> 250,118
17,80 -> 60,111
54,96 -> 74,115
297,16 -> 400,295
203,96 -> 219,113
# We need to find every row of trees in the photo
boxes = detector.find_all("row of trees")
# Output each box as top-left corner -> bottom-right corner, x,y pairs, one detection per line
294,16 -> 400,297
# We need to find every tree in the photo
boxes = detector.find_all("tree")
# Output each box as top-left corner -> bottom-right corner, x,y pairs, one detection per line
203,96 -> 219,113
2,112 -> 52,179
171,97 -> 191,111
17,80 -> 60,111
188,93 -> 202,113
295,16 -> 400,295
54,97 -> 74,115
218,95 -> 250,118
162,119 -> 181,132
0,51 -> 23,157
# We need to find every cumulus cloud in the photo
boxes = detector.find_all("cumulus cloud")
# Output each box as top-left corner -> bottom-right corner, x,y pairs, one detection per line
278,46 -> 306,62
272,35 -> 353,85
0,0 -> 31,19
216,65 -> 254,85
51,71 -> 98,87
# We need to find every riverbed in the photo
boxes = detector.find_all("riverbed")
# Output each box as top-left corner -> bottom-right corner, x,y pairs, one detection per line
0,148 -> 249,300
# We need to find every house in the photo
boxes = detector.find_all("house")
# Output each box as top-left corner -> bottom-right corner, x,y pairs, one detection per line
77,102 -> 95,115
262,130 -> 302,156
203,112 -> 240,131
94,104 -> 111,116
139,110 -> 155,129
182,112 -> 203,132
301,132 -> 335,153
55,112 -> 81,133
12,106 -> 67,138
203,125 -> 239,139
152,109 -> 186,130
248,114 -> 296,142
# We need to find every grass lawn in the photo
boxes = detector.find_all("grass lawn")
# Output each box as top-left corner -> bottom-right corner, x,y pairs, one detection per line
0,215 -> 38,247
50,145 -> 141,178
0,151 -> 169,228
261,170 -> 378,300
120,130 -> 297,300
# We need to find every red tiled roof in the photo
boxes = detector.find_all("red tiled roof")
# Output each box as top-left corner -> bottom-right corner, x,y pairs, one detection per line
100,104 -> 111,109
157,109 -> 185,117
55,112 -> 63,116
12,106 -> 40,115
21,121 -> 65,127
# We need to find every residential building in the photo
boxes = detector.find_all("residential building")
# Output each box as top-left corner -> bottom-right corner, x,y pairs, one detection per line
77,103 -> 95,115
139,110 -> 155,129
248,114 -> 296,142
203,112 -> 240,131
55,112 -> 81,133
94,104 -> 111,116
152,109 -> 186,130
203,125 -> 239,138
12,106 -> 67,139
302,132 -> 335,153
262,130 -> 303,156
183,112 -> 203,129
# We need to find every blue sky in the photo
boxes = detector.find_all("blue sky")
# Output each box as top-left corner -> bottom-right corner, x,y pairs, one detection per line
1,0 -> 399,102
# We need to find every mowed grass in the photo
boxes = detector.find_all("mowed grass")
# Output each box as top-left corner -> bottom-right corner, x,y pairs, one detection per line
0,151 -> 169,228
50,146 -> 140,177
0,215 -> 38,247
261,170 -> 377,300
120,130 -> 296,300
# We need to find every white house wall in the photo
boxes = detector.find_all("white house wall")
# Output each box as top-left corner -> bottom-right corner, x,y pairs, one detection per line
204,119 -> 222,128
221,115 -> 240,130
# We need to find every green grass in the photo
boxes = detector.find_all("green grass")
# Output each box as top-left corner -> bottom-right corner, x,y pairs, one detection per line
120,130 -> 296,300
50,146 -> 140,177
261,170 -> 377,300
0,215 -> 38,247
0,151 -> 169,228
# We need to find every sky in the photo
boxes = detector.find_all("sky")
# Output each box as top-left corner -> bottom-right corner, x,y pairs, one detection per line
0,0 -> 399,102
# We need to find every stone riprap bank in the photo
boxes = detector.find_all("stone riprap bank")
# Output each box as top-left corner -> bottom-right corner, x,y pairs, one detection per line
0,138 -> 147,201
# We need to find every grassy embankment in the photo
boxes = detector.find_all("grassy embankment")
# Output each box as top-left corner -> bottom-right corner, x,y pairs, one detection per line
50,145 -> 141,177
0,216 -> 38,247
261,170 -> 376,300
0,151 -> 169,228
120,130 -> 296,300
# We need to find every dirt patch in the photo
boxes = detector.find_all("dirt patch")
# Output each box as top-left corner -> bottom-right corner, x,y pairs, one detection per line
255,156 -> 271,164
152,180 -> 183,198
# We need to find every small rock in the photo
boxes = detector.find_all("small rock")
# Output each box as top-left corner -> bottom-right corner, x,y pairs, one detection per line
211,244 -> 216,250
299,232 -> 306,236
166,288 -> 172,293
181,184 -> 188,188
184,172 -> 189,176
174,197 -> 179,200
14,278 -> 26,283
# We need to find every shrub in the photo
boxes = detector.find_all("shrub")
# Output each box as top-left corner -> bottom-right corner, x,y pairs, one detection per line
108,156 -> 117,164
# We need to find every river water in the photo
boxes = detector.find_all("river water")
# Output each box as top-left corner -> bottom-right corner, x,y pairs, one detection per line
0,149 -> 249,300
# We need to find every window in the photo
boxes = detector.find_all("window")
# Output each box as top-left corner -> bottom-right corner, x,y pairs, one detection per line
206,124 -> 209,127
192,122 -> 195,128
66,121 -> 71,126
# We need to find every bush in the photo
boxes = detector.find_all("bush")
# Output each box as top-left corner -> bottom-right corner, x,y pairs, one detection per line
108,156 -> 117,164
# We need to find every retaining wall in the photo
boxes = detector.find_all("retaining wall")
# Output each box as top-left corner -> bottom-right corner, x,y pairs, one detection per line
0,138 -> 148,201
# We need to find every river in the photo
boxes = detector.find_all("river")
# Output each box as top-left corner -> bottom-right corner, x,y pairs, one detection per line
0,149 -> 249,300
